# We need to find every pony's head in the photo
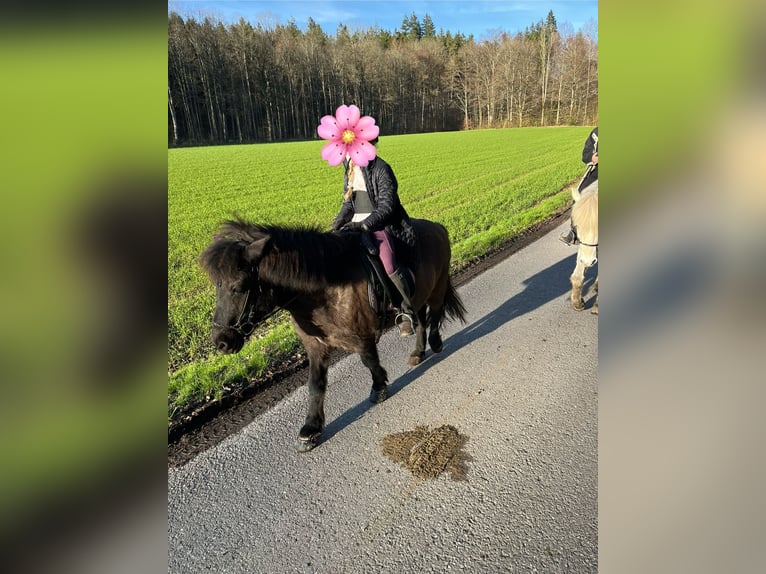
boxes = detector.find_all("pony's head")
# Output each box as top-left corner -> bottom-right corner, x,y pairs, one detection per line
199,221 -> 274,354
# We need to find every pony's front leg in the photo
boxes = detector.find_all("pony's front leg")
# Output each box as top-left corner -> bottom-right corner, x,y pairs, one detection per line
570,256 -> 586,311
295,344 -> 329,453
359,340 -> 389,404
408,308 -> 429,366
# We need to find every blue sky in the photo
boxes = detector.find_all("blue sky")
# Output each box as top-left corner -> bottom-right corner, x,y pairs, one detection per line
169,1 -> 598,40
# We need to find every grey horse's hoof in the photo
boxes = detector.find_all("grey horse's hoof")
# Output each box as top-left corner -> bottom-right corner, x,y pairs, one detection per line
369,386 -> 388,404
295,433 -> 320,453
408,352 -> 425,366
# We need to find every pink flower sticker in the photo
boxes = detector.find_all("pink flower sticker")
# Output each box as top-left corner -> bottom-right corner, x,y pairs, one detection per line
317,104 -> 379,166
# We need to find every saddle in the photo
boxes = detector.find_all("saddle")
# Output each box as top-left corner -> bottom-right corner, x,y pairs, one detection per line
357,232 -> 403,341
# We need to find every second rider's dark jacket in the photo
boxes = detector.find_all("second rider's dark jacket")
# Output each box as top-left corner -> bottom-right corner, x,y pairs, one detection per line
578,127 -> 598,192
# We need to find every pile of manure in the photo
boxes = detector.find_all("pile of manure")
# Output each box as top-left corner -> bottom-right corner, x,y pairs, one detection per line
381,424 -> 471,480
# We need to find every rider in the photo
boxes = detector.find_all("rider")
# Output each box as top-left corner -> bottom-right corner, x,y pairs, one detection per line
560,126 -> 598,245
331,137 -> 418,336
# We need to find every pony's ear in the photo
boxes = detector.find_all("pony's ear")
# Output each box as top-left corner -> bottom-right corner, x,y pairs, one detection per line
244,236 -> 270,264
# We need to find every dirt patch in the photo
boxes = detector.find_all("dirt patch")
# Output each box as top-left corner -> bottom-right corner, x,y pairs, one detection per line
168,207 -> 570,467
381,425 -> 471,480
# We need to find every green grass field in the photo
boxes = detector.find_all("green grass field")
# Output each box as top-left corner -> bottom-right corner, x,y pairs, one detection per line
168,127 -> 590,418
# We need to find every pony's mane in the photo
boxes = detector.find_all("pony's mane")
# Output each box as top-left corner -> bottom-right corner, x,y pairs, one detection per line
571,187 -> 598,242
200,218 -> 362,289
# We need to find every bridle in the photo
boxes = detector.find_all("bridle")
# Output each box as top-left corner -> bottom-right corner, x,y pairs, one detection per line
576,236 -> 598,268
213,283 -> 260,338
212,267 -> 296,338
572,224 -> 598,248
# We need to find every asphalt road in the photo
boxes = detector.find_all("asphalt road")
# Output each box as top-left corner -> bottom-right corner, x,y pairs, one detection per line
168,220 -> 598,574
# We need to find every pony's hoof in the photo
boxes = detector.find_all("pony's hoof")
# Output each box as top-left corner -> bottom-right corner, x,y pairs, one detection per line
591,306 -> 598,315
295,433 -> 320,453
408,352 -> 425,366
369,386 -> 388,404
428,333 -> 443,354
572,300 -> 585,311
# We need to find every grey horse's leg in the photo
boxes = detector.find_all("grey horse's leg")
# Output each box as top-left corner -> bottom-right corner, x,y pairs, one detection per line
570,255 -> 586,311
591,276 -> 598,315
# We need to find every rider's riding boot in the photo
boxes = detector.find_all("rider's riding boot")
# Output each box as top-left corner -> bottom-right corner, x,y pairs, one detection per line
388,267 -> 416,337
559,226 -> 579,246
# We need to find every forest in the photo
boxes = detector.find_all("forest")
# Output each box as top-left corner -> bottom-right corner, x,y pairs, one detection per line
168,10 -> 597,146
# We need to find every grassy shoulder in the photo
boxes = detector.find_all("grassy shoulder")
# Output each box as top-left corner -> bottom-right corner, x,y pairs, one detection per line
168,318 -> 301,418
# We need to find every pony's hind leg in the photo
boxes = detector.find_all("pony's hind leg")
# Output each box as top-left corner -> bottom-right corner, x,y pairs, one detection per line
408,307 -> 428,366
427,306 -> 445,354
296,343 -> 330,452
359,340 -> 389,403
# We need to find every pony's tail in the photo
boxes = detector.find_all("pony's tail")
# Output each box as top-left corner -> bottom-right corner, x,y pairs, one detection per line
435,279 -> 467,328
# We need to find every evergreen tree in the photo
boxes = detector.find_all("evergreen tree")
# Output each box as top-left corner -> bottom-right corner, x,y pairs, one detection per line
400,13 -> 411,38
546,10 -> 558,33
423,14 -> 436,38
407,12 -> 423,41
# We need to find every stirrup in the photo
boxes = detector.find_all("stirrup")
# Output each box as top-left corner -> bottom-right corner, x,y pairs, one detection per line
395,312 -> 415,337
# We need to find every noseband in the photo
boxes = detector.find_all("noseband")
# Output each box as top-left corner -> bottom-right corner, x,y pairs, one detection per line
213,284 -> 260,338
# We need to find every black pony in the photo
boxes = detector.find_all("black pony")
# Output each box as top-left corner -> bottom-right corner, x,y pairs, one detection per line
200,218 -> 466,451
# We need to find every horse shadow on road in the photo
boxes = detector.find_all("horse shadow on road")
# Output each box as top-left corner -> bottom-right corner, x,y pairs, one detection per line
319,253 -> 597,446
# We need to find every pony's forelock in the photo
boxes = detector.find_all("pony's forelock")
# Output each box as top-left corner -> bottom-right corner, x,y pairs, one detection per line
199,238 -> 243,281
199,220 -> 269,280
